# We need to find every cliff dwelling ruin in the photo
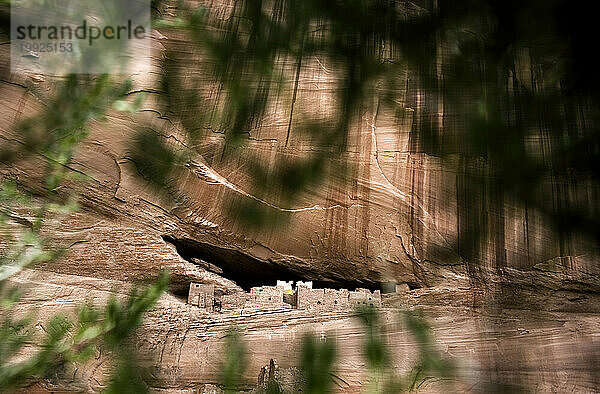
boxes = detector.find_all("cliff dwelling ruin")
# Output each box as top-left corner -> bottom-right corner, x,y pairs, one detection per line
187,280 -> 382,313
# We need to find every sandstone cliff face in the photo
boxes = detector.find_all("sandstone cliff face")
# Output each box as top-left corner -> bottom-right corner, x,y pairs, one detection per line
3,0 -> 597,296
1,0 -> 600,392
7,269 -> 600,392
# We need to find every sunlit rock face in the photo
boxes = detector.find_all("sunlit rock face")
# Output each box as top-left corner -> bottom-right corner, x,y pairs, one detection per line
2,0 -> 600,391
2,0 -> 597,297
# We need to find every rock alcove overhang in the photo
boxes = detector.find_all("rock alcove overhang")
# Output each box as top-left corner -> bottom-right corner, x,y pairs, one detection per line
162,235 -> 384,292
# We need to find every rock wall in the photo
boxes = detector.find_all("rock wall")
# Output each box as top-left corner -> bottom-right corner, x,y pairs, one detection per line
6,269 -> 600,392
2,0 -> 597,295
1,0 -> 600,391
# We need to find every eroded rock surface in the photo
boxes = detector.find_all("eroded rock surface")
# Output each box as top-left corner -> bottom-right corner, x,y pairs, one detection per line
1,0 -> 600,392
6,270 -> 600,392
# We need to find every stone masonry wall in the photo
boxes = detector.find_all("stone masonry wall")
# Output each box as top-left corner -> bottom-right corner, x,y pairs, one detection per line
188,282 -> 381,313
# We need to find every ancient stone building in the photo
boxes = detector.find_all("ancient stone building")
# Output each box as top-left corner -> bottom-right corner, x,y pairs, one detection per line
187,283 -> 215,311
188,281 -> 381,313
324,288 -> 351,309
348,288 -> 381,308
276,280 -> 293,292
295,284 -> 324,309
250,286 -> 285,305
220,292 -> 250,311
296,284 -> 381,310
296,281 -> 313,289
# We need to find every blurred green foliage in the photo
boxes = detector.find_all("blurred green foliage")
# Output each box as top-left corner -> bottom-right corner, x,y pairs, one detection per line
222,327 -> 247,393
0,73 -> 167,391
151,0 -> 600,257
0,271 -> 168,391
300,333 -> 337,393
355,306 -> 453,393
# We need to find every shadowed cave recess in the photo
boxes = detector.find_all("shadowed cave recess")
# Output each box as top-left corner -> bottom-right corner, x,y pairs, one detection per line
162,235 -> 385,293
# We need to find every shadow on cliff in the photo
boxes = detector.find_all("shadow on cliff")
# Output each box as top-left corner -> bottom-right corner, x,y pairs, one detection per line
162,235 -> 381,292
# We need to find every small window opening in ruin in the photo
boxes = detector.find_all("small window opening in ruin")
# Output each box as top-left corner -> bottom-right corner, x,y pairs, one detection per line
317,301 -> 321,305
